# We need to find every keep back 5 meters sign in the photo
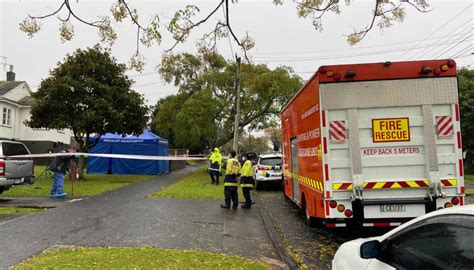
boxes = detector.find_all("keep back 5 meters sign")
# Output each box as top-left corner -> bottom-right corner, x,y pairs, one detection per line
372,118 -> 410,143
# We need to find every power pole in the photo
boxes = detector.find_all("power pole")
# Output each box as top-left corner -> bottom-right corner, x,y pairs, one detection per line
232,55 -> 241,152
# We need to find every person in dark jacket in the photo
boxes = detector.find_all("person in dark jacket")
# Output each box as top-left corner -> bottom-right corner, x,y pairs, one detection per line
48,149 -> 73,198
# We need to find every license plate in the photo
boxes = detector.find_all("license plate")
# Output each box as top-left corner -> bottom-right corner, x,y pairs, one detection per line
14,179 -> 23,184
380,204 -> 406,212
271,173 -> 282,177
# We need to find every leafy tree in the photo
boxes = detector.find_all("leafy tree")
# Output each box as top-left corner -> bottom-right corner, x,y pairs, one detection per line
458,68 -> 474,173
151,52 -> 302,152
19,0 -> 429,69
27,46 -> 148,175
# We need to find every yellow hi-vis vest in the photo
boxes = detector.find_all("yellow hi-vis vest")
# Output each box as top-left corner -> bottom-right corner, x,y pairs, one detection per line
241,160 -> 253,177
209,152 -> 222,171
225,158 -> 241,176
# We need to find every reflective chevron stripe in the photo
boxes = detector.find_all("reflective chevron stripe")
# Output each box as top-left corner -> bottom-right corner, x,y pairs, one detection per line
332,183 -> 353,190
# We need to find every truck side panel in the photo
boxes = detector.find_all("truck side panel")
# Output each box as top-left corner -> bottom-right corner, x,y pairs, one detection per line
282,77 -> 325,218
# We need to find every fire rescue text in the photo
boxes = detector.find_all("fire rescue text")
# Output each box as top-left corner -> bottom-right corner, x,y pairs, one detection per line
372,118 -> 410,143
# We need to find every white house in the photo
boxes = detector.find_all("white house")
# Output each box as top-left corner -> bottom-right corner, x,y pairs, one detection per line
0,78 -> 73,153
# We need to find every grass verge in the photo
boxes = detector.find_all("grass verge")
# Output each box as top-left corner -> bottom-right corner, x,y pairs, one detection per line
3,166 -> 155,197
0,207 -> 45,214
149,166 -> 244,200
464,174 -> 474,185
12,247 -> 267,270
466,189 -> 474,196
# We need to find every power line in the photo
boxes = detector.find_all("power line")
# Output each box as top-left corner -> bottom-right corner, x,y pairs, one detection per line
397,3 -> 473,60
250,31 -> 472,56
450,44 -> 474,59
253,38 -> 474,63
416,21 -> 473,60
433,34 -> 473,59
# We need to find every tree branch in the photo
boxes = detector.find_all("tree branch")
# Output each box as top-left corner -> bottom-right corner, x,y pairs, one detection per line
224,0 -> 249,61
166,0 -> 225,52
29,1 -> 66,19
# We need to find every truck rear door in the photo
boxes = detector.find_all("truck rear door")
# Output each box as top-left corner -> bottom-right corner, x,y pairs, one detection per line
321,77 -> 462,219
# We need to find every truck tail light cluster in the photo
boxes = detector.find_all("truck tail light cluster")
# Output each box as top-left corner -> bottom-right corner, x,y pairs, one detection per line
328,200 -> 353,217
421,60 -> 455,76
0,161 -> 5,176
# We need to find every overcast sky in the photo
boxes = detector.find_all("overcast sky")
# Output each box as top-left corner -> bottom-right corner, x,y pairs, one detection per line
1,0 -> 473,106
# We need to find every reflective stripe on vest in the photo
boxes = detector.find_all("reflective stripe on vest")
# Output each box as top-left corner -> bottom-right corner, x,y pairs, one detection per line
209,168 -> 221,172
224,182 -> 239,187
240,184 -> 253,188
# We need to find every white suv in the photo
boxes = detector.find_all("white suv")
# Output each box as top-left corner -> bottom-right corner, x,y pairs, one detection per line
253,153 -> 282,189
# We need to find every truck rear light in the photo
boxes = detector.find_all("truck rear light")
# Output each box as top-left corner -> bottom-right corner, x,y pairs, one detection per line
337,204 -> 345,212
451,197 -> 459,205
461,186 -> 465,194
447,59 -> 456,68
318,66 -> 328,74
333,73 -> 341,81
0,161 -> 4,176
421,66 -> 432,74
444,202 -> 453,208
440,64 -> 449,71
326,70 -> 334,77
329,200 -> 337,208
433,68 -> 442,76
344,209 -> 353,217
345,70 -> 356,78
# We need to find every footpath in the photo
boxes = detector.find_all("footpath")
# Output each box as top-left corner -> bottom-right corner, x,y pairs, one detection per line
0,165 -> 281,269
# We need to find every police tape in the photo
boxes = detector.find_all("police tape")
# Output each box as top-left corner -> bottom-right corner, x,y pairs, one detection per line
6,152 -> 209,161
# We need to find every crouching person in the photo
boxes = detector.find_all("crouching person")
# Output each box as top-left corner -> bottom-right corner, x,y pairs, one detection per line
48,149 -> 73,198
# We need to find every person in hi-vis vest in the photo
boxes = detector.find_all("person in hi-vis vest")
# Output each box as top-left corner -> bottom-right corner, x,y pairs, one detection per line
220,150 -> 241,209
240,153 -> 255,209
208,147 -> 223,185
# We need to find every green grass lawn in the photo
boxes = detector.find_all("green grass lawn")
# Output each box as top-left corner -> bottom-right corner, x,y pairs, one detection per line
2,166 -> 155,197
13,247 -> 267,270
150,166 -> 245,200
464,174 -> 474,185
0,207 -> 45,214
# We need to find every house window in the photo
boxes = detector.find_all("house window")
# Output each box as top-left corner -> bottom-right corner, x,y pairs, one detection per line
2,108 -> 11,126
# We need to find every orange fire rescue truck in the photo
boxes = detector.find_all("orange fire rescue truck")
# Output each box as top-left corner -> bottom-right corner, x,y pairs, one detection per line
281,60 -> 465,228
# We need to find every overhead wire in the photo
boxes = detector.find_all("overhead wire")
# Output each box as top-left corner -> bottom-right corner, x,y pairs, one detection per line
433,33 -> 473,59
416,21 -> 473,60
450,44 -> 474,59
252,37 -> 474,63
397,3 -> 473,60
250,31 -> 472,56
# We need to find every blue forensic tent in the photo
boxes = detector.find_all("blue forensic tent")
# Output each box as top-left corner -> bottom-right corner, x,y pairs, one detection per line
87,129 -> 169,175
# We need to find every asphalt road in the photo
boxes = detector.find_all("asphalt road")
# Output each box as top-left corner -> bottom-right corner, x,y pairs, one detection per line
0,166 -> 279,269
257,189 -> 474,269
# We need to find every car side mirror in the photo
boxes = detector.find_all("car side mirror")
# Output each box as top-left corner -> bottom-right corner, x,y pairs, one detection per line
360,240 -> 382,259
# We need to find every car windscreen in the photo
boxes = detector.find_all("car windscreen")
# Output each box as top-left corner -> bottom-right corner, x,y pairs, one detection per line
260,157 -> 282,166
2,143 -> 29,157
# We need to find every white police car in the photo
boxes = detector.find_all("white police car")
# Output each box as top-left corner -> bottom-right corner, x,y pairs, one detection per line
253,153 -> 282,189
332,204 -> 474,269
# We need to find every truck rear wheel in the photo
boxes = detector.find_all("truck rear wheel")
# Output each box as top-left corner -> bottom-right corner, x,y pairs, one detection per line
302,196 -> 320,228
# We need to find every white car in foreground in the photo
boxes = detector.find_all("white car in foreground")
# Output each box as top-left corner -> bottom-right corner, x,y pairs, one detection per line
332,204 -> 474,270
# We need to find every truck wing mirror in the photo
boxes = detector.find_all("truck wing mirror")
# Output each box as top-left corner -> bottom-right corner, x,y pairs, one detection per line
360,240 -> 382,259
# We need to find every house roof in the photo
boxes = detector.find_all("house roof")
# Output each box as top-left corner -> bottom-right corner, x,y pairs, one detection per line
0,81 -> 24,96
18,96 -> 34,106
